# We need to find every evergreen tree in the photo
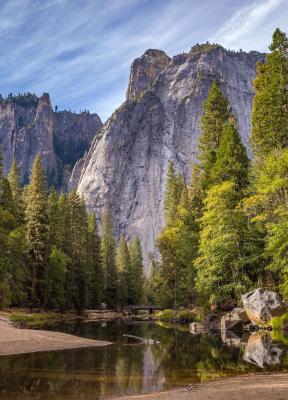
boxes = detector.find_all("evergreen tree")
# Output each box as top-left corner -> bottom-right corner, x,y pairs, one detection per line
25,154 -> 49,306
163,161 -> 182,224
101,208 -> 118,308
129,237 -> 144,304
157,170 -> 198,307
243,149 -> 288,298
7,160 -> 23,222
47,187 -> 62,248
68,190 -> 89,311
197,81 -> 230,191
43,246 -> 70,309
87,212 -> 103,307
211,121 -> 249,189
196,181 -> 251,307
251,28 -> 288,155
116,235 -> 130,307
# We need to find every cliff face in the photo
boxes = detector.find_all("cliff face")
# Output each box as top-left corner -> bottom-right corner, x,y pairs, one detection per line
0,93 -> 102,188
77,46 -> 265,269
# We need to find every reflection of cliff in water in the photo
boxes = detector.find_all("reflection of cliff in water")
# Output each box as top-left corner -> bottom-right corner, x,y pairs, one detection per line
244,333 -> 284,369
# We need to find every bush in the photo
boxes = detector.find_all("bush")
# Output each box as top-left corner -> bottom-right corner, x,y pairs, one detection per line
177,309 -> 197,323
156,309 -> 175,322
270,313 -> 288,331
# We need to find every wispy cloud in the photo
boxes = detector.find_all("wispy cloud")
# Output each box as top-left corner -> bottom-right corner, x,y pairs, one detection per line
0,0 -> 286,120
210,0 -> 284,49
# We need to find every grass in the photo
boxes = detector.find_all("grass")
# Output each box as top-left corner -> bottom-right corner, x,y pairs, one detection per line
155,308 -> 201,323
9,311 -> 77,328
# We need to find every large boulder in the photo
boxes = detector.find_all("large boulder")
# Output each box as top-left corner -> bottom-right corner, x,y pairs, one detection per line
241,288 -> 286,324
244,332 -> 283,368
221,308 -> 250,331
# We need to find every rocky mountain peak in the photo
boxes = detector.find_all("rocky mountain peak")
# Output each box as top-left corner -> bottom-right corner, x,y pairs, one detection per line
77,45 -> 266,271
126,49 -> 171,100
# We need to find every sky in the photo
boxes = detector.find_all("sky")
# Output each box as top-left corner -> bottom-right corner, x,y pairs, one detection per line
0,0 -> 286,121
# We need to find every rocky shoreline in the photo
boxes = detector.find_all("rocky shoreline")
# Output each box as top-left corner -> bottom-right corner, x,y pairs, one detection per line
0,317 -> 110,356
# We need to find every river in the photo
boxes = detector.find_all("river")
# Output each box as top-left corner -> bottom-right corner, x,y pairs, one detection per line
0,320 -> 287,399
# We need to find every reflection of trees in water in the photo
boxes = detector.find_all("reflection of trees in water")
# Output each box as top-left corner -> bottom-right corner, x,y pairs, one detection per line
0,322 -> 288,399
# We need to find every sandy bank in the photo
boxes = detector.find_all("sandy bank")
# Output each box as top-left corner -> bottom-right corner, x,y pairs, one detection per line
0,317 -> 110,356
119,374 -> 288,400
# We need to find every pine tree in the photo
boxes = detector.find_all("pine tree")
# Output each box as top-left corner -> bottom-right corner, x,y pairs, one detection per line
163,161 -> 182,224
87,212 -> 103,307
7,160 -> 24,222
25,154 -> 49,306
68,190 -> 89,311
157,170 -> 198,307
197,81 -> 230,191
116,235 -> 130,307
243,149 -> 288,298
43,246 -> 70,310
101,208 -> 118,308
195,181 -> 251,307
129,237 -> 144,304
47,187 -> 62,248
211,121 -> 249,189
251,28 -> 288,155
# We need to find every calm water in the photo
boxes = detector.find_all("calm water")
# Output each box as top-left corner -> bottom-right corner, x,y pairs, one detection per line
0,320 -> 288,399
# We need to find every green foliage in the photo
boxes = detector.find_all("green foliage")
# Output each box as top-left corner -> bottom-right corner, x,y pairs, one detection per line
156,164 -> 198,308
197,81 -> 230,191
116,235 -> 130,307
243,150 -> 288,296
270,313 -> 288,331
25,154 -> 49,306
211,121 -> 249,189
43,247 -> 69,310
195,181 -> 251,307
87,212 -> 103,308
251,29 -> 288,155
101,208 -> 118,308
129,237 -> 145,304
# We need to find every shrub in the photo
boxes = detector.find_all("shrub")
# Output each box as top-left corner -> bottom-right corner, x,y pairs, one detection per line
270,313 -> 288,331
177,309 -> 197,323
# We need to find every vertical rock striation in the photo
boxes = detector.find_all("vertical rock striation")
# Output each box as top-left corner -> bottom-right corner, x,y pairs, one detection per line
0,93 -> 102,188
77,45 -> 265,270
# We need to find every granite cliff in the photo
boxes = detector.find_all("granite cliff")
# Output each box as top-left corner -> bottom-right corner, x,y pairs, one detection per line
76,44 -> 265,269
0,92 -> 102,189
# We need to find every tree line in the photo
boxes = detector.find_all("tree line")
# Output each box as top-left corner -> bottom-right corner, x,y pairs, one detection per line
0,155 -> 144,311
149,29 -> 288,310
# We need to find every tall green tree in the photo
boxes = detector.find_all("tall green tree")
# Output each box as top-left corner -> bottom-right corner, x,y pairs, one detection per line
101,209 -> 118,308
197,80 -> 230,191
116,235 -> 130,307
68,190 -> 89,311
157,169 -> 198,307
211,121 -> 249,189
251,28 -> 288,155
7,160 -> 24,222
129,237 -> 145,304
196,181 -> 251,307
25,153 -> 49,306
87,212 -> 103,307
243,149 -> 288,298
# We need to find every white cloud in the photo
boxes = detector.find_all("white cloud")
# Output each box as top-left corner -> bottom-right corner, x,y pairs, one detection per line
211,0 -> 284,49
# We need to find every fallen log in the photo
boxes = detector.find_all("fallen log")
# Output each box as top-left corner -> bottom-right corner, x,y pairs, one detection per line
123,334 -> 160,345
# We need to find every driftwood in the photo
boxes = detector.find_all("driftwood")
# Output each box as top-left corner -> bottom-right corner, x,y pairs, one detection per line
123,334 -> 160,345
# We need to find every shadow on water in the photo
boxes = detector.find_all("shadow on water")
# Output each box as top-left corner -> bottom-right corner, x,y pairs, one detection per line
0,320 -> 288,399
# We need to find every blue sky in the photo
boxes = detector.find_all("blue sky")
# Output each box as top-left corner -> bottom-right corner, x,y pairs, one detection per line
0,0 -> 286,121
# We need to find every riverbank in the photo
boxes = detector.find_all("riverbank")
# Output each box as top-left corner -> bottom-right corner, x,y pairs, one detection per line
119,373 -> 288,400
0,316 -> 110,356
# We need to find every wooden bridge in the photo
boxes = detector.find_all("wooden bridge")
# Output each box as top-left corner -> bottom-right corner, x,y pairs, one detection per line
123,305 -> 164,315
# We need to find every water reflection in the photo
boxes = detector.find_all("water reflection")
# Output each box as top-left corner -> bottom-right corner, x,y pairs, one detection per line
244,333 -> 284,368
0,321 -> 287,399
